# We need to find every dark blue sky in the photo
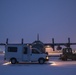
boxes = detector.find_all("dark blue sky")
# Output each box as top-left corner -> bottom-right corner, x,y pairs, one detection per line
0,0 -> 76,44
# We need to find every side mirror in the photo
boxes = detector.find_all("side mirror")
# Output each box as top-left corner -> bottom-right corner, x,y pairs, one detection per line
45,52 -> 48,55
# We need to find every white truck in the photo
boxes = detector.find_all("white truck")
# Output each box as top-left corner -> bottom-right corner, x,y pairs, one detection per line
4,44 -> 49,64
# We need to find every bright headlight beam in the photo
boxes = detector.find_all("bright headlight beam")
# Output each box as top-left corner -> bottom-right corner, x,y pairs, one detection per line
3,62 -> 11,65
51,62 -> 57,66
48,61 -> 59,66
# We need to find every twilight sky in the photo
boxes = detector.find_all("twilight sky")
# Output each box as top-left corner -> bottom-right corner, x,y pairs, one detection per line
0,0 -> 76,44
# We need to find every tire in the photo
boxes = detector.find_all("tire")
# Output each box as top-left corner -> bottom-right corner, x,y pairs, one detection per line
64,58 -> 67,61
10,58 -> 17,64
72,58 -> 75,61
72,56 -> 76,61
62,58 -> 67,61
72,59 -> 75,61
38,58 -> 45,64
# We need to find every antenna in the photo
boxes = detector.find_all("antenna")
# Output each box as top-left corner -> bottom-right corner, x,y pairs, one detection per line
37,33 -> 39,41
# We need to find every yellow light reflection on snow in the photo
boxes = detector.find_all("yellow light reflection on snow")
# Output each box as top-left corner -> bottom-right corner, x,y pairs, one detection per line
3,62 -> 11,65
48,61 -> 60,66
51,62 -> 57,66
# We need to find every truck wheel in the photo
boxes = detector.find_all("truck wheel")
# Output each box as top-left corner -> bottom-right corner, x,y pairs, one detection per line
10,58 -> 17,64
38,58 -> 45,64
62,58 -> 67,61
72,58 -> 75,61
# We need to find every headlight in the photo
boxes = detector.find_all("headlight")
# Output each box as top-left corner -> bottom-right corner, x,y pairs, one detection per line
46,56 -> 49,60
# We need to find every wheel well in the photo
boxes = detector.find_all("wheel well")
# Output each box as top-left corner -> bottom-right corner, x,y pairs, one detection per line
10,58 -> 17,61
38,57 -> 45,61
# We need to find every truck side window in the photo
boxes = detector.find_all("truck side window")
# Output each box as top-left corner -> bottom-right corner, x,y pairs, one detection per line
32,49 -> 39,54
8,47 -> 17,52
23,47 -> 27,54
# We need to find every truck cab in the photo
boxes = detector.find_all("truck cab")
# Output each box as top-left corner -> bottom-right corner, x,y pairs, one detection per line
4,44 -> 49,64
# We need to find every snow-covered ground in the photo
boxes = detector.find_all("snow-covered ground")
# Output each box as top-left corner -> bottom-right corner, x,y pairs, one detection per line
0,54 -> 76,75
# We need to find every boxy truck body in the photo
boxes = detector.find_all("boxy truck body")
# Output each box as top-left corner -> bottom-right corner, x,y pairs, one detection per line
4,44 -> 49,64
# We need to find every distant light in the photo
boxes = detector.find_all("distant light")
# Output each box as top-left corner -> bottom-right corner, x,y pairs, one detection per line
27,44 -> 29,46
3,62 -> 11,65
46,45 -> 51,48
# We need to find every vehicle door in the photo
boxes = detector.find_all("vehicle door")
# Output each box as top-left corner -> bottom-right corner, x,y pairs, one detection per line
30,49 -> 41,61
22,47 -> 30,61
